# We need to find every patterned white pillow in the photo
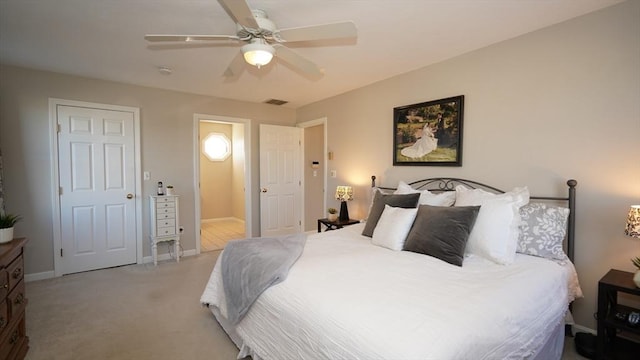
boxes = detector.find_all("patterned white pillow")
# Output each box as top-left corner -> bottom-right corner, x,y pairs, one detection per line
518,203 -> 570,264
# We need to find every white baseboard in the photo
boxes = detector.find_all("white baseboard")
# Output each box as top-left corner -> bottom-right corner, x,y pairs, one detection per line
26,250 -> 199,281
25,270 -> 55,282
572,324 -> 596,335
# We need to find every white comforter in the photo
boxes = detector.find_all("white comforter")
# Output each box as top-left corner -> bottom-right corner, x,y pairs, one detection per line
201,223 -> 581,360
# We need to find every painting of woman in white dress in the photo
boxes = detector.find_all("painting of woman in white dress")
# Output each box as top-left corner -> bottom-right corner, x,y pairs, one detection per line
400,122 -> 438,158
393,95 -> 464,166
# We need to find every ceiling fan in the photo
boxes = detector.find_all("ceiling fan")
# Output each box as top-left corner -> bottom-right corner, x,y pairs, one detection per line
144,0 -> 357,78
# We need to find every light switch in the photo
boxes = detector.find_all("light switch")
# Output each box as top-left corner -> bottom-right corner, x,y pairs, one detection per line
144,171 -> 150,180
330,170 -> 337,178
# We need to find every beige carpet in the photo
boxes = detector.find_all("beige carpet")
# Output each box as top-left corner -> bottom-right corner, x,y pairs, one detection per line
25,251 -> 243,360
25,251 -> 588,360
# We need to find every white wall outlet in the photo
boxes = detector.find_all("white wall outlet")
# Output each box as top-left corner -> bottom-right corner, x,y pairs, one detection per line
330,170 -> 337,178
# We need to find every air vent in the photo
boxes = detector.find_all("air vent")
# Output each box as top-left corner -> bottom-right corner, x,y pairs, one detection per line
264,99 -> 288,106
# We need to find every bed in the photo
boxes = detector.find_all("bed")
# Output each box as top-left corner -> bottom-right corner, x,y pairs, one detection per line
201,177 -> 582,360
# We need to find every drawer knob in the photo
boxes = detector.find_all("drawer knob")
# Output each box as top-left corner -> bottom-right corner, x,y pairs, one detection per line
9,330 -> 18,345
2,283 -> 7,289
15,293 -> 24,305
12,268 -> 22,279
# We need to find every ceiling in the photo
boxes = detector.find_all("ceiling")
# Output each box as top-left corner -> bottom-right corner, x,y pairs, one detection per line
0,0 -> 624,109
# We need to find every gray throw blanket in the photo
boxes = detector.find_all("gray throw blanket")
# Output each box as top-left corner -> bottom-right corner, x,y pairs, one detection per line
221,233 -> 307,325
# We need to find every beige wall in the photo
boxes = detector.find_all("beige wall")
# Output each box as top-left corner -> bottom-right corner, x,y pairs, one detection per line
199,122 -> 233,219
0,65 -> 296,275
304,124 -> 325,231
232,123 -> 246,220
297,0 -> 640,330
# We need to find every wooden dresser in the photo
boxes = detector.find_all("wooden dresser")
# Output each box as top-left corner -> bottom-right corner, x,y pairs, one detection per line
0,238 -> 28,360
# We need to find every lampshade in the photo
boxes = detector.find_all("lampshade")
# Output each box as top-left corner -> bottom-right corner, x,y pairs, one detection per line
335,186 -> 353,201
625,205 -> 640,238
242,39 -> 274,68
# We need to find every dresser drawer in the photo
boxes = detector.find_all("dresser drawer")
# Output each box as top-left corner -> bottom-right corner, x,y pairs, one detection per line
0,300 -> 8,335
156,219 -> 176,228
155,201 -> 175,210
156,207 -> 176,216
156,226 -> 176,236
6,255 -> 23,292
0,269 -> 7,300
0,314 -> 26,360
8,280 -> 26,320
155,196 -> 174,204
156,212 -> 175,220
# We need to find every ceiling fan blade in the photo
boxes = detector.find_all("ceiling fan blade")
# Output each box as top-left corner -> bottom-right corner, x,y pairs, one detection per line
273,44 -> 323,77
276,21 -> 357,43
223,50 -> 246,78
145,34 -> 240,42
217,0 -> 259,29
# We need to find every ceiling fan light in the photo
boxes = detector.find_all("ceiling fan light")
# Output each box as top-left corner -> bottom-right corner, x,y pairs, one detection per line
242,39 -> 275,67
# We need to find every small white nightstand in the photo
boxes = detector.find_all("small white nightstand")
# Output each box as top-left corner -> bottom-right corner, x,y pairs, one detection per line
149,195 -> 180,265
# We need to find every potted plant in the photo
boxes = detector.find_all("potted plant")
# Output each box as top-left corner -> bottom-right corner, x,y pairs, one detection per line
0,213 -> 21,244
632,257 -> 640,287
327,208 -> 338,222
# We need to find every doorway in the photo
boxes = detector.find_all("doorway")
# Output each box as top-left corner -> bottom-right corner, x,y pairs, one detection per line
194,114 -> 251,253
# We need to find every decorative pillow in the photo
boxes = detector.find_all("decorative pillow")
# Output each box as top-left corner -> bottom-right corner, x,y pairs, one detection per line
394,181 -> 456,206
362,190 -> 420,237
454,185 -> 530,207
365,187 -> 395,220
372,205 -> 419,251
455,185 -> 530,265
403,205 -> 480,266
518,203 -> 570,263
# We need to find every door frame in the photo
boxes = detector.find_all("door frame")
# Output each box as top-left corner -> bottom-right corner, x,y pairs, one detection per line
49,98 -> 142,277
193,113 -> 252,254
297,117 -> 328,232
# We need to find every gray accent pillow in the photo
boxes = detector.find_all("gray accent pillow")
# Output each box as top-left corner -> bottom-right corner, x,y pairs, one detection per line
362,191 -> 420,237
518,203 -> 570,264
403,205 -> 480,266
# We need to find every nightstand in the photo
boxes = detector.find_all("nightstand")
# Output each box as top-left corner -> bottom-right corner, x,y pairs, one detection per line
596,269 -> 640,359
317,218 -> 360,233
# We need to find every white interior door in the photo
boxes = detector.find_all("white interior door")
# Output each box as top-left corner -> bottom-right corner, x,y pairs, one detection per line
57,105 -> 138,274
259,124 -> 302,237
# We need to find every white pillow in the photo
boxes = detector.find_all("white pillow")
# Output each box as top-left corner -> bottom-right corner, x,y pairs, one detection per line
454,185 -> 529,207
372,205 -> 418,251
455,185 -> 530,265
394,181 -> 456,206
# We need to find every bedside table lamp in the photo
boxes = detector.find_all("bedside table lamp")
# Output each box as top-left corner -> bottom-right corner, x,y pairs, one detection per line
335,185 -> 353,221
625,205 -> 640,287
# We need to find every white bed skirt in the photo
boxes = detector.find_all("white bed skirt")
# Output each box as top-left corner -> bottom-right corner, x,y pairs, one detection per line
210,306 -> 566,360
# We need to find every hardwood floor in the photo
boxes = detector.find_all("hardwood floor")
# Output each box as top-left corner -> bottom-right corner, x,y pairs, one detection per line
201,218 -> 245,252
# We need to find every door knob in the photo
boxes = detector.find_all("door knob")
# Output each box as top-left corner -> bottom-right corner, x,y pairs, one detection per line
126,193 -> 134,199
261,188 -> 267,193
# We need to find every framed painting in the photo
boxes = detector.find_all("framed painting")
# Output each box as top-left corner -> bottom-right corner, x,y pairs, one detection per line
393,95 -> 464,166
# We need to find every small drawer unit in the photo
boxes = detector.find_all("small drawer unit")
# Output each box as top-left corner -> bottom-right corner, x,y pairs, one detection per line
149,195 -> 180,265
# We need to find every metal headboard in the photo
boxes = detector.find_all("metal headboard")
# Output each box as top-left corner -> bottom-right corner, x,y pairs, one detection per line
371,176 -> 578,262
